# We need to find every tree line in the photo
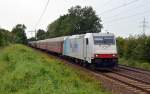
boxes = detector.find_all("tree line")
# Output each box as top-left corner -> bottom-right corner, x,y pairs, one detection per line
34,5 -> 103,40
117,34 -> 150,62
0,5 -> 102,46
0,24 -> 27,47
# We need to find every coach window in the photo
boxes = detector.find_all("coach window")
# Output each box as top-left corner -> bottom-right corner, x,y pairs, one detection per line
86,38 -> 89,45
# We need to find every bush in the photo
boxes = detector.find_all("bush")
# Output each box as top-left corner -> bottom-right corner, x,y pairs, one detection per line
117,34 -> 150,62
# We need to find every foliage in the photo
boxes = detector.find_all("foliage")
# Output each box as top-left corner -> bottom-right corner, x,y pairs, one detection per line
36,29 -> 47,40
47,5 -> 103,38
0,44 -> 108,94
117,34 -> 150,63
0,28 -> 14,47
27,37 -> 36,42
119,58 -> 150,70
12,24 -> 27,44
0,24 -> 28,47
116,37 -> 125,58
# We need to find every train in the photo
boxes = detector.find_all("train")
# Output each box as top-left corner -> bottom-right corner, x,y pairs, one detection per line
29,32 -> 118,69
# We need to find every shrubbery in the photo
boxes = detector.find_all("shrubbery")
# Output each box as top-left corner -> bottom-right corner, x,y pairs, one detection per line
117,34 -> 150,62
0,24 -> 27,47
0,29 -> 14,47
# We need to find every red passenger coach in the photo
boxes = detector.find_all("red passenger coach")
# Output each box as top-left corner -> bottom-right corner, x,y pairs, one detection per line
36,37 -> 64,54
38,42 -> 47,50
46,41 -> 63,54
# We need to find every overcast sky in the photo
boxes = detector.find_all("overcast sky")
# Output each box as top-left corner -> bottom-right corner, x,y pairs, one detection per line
0,0 -> 150,38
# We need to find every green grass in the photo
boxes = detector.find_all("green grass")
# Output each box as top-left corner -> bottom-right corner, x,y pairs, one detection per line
0,44 -> 108,94
119,58 -> 150,70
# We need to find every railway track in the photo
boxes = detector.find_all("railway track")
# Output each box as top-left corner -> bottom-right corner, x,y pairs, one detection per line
52,55 -> 150,94
70,64 -> 150,94
114,65 -> 150,85
118,65 -> 150,76
98,71 -> 150,94
98,65 -> 150,94
63,60 -> 150,93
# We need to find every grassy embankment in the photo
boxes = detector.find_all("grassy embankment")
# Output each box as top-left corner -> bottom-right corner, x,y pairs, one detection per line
0,44 -> 108,94
119,58 -> 150,70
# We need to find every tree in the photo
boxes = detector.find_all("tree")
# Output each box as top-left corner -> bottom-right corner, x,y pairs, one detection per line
116,34 -> 150,62
68,6 -> 102,34
28,37 -> 36,41
116,37 -> 125,57
0,28 -> 14,46
145,36 -> 150,61
36,29 -> 46,40
47,5 -> 103,38
12,24 -> 27,44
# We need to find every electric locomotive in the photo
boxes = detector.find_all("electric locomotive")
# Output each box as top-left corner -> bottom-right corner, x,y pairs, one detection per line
29,32 -> 118,69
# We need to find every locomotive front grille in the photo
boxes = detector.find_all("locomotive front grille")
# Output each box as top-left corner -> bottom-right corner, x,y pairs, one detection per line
92,58 -> 118,68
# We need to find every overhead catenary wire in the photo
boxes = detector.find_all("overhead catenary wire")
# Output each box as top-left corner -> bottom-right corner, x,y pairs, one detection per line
99,0 -> 139,15
34,0 -> 50,29
101,0 -> 113,8
103,9 -> 150,25
102,1 -> 146,20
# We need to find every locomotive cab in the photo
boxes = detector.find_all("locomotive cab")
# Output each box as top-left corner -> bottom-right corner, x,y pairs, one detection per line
84,33 -> 118,68
93,33 -> 118,68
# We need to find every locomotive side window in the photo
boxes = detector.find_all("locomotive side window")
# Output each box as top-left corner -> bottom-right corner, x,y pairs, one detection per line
93,36 -> 115,45
94,36 -> 103,44
86,38 -> 89,45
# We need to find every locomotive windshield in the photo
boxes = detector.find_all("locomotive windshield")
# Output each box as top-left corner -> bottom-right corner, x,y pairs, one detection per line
93,36 -> 115,45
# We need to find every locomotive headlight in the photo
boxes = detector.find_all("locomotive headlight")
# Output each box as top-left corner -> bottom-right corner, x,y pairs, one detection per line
112,54 -> 115,57
95,54 -> 99,58
112,54 -> 118,57
95,54 -> 98,57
